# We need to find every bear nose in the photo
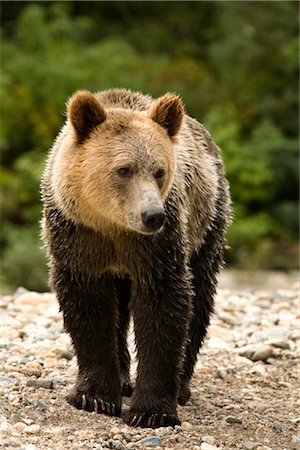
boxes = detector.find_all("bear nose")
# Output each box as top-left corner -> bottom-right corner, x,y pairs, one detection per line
141,207 -> 165,231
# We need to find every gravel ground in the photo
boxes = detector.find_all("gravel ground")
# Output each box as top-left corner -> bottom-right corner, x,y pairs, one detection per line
0,273 -> 299,450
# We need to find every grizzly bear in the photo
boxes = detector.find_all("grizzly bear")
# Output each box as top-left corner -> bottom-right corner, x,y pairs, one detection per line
41,88 -> 231,428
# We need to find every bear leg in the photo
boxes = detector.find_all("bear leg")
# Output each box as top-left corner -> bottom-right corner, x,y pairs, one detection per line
127,263 -> 192,428
178,212 -> 226,405
52,265 -> 122,416
115,277 -> 133,397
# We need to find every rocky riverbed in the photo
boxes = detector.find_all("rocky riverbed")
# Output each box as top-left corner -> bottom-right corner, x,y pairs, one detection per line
0,274 -> 299,450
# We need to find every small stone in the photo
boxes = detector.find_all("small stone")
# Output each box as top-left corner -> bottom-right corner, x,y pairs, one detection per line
60,350 -> 74,360
238,345 -> 273,362
207,325 -> 233,342
135,436 -> 161,446
110,426 -> 120,435
181,421 -> 193,430
25,361 -> 42,377
235,356 -> 253,365
14,422 -> 26,431
13,287 -> 28,298
23,424 -> 41,434
231,396 -> 242,403
25,445 -> 38,450
214,368 -> 228,379
273,421 -> 283,432
155,426 -> 173,435
123,432 -> 132,442
0,376 -> 15,387
226,416 -> 243,424
29,398 -> 48,410
266,339 -> 290,349
202,435 -> 216,445
26,379 -> 53,389
113,433 -> 123,440
244,441 -> 256,450
207,337 -> 230,349
65,365 -> 78,377
200,443 -> 219,450
266,358 -> 281,366
43,357 -> 56,368
26,362 -> 43,371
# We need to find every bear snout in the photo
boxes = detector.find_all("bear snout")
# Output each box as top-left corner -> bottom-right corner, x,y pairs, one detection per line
141,207 -> 165,232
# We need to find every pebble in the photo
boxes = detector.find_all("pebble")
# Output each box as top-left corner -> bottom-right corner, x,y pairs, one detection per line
200,443 -> 219,450
14,422 -> 26,431
135,436 -> 161,446
226,416 -> 243,424
266,338 -> 290,349
273,421 -> 283,432
207,325 -> 233,342
0,376 -> 15,387
238,345 -> 273,362
23,424 -> 41,434
181,421 -> 193,430
244,441 -> 256,450
202,435 -> 216,445
26,379 -> 53,389
207,337 -> 230,349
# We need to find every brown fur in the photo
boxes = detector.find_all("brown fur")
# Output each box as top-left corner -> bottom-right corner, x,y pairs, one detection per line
41,88 -> 231,428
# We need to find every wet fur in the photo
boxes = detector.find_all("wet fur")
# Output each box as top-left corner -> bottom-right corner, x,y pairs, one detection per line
41,88 -> 231,428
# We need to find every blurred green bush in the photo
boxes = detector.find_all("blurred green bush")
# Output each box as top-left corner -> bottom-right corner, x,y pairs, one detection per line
0,2 -> 298,291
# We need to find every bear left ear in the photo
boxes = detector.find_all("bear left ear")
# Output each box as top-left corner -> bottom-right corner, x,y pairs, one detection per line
149,93 -> 184,138
67,90 -> 106,144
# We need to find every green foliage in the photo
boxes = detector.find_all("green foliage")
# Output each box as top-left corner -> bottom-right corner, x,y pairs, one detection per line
0,2 -> 298,291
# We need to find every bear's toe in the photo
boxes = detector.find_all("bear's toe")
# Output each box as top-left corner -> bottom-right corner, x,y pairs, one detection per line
126,411 -> 180,428
67,391 -> 121,416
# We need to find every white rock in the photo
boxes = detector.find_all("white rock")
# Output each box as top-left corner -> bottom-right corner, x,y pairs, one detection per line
235,356 -> 253,365
25,445 -> 38,450
207,337 -> 230,349
201,443 -> 219,450
238,345 -> 273,362
207,325 -> 233,342
23,424 -> 41,434
202,435 -> 216,445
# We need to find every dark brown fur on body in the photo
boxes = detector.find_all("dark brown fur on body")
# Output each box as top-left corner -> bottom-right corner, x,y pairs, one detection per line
41,88 -> 231,428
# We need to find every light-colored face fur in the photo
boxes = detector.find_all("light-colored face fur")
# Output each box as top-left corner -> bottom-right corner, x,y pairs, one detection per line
52,91 -> 184,235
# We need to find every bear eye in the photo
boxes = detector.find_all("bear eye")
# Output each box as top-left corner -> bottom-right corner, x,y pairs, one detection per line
154,168 -> 165,179
117,167 -> 133,177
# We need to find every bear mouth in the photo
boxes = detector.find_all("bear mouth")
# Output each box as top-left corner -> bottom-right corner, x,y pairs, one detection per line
128,222 -> 165,235
127,209 -> 165,235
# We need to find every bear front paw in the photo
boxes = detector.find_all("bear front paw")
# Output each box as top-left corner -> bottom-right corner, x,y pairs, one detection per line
126,411 -> 180,428
67,391 -> 121,416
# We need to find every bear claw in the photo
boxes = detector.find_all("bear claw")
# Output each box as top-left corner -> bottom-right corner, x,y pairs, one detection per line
68,392 -> 120,416
127,411 -> 180,428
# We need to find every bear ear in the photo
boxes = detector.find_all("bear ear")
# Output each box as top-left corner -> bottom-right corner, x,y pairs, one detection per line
149,93 -> 184,138
67,90 -> 106,144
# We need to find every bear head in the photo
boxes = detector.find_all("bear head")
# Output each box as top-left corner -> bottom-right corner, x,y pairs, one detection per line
52,90 -> 184,235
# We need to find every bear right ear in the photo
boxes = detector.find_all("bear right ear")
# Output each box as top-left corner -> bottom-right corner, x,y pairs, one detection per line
67,91 -> 106,144
149,93 -> 184,138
